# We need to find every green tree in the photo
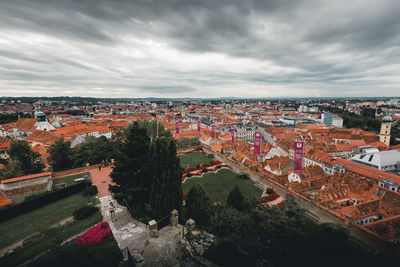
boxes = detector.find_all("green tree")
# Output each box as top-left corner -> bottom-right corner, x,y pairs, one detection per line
9,140 -> 44,174
227,186 -> 246,211
185,184 -> 212,226
48,138 -> 74,171
110,121 -> 151,210
72,136 -> 117,167
138,119 -> 172,140
148,136 -> 182,218
0,160 -> 24,179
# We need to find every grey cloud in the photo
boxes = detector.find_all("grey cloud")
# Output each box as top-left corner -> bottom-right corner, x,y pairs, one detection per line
0,0 -> 399,97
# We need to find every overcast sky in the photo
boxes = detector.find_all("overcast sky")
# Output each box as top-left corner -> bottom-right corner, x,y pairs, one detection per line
0,0 -> 399,98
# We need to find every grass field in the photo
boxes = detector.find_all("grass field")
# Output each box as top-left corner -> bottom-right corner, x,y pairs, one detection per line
0,192 -> 98,251
27,236 -> 121,267
182,168 -> 262,202
0,211 -> 104,266
179,151 -> 211,168
52,172 -> 91,188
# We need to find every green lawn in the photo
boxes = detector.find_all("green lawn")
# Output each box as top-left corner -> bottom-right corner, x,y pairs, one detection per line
179,151 -> 211,168
52,172 -> 91,188
182,168 -> 262,202
0,211 -> 104,266
27,236 -> 121,267
0,192 -> 98,251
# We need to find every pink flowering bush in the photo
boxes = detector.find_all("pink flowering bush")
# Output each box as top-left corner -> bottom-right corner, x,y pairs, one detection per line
76,221 -> 112,247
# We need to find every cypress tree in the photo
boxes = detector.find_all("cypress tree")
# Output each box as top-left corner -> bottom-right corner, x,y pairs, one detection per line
227,186 -> 246,211
185,183 -> 212,226
110,121 -> 150,209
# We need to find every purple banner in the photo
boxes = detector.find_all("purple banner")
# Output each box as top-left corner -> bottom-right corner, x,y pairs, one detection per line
294,141 -> 304,173
197,118 -> 201,134
211,122 -> 216,139
254,132 -> 261,156
230,125 -> 235,144
176,119 -> 180,135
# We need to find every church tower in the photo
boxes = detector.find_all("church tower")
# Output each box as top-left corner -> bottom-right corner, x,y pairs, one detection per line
379,115 -> 393,146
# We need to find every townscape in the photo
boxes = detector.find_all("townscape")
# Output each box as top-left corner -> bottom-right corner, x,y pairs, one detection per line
0,97 -> 400,266
1,0 -> 400,266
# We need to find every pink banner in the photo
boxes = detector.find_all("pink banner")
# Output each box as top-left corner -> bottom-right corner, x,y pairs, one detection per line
294,141 -> 304,173
211,122 -> 216,139
197,118 -> 201,134
156,120 -> 159,138
254,132 -> 261,156
176,119 -> 180,135
230,125 -> 235,144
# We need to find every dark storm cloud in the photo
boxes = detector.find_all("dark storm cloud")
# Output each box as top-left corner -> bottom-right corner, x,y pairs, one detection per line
0,0 -> 399,97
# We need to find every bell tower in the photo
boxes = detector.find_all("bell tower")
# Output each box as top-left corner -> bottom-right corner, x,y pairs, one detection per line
379,116 -> 393,146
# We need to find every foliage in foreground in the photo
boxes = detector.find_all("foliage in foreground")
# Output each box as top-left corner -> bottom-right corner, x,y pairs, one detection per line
184,186 -> 399,267
110,120 -> 182,218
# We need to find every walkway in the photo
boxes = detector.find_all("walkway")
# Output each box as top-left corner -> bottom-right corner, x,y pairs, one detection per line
89,166 -> 115,197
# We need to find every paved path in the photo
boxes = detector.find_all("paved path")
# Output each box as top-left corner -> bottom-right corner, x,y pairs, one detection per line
98,195 -> 187,266
89,167 -> 115,197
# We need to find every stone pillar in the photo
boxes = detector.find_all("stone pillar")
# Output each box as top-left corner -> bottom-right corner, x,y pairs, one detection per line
187,218 -> 195,231
170,209 -> 178,226
148,220 -> 158,238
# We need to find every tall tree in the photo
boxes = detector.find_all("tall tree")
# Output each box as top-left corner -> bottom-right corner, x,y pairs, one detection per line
9,140 -> 44,174
227,186 -> 246,211
148,137 -> 182,218
110,121 -> 151,209
48,138 -> 74,171
185,184 -> 212,226
72,136 -> 117,167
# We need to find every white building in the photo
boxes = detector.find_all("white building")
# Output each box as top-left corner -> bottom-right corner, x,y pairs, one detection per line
349,150 -> 400,172
332,116 -> 343,128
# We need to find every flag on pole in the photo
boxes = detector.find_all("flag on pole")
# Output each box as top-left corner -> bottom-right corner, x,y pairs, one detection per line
211,122 -> 216,139
197,118 -> 201,134
176,119 -> 180,135
230,125 -> 235,145
254,132 -> 261,156
294,141 -> 304,173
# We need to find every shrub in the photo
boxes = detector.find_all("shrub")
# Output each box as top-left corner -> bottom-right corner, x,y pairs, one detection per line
187,173 -> 192,178
202,168 -> 208,173
259,191 -> 278,203
238,173 -> 250,180
76,221 -> 111,247
266,188 -> 273,194
84,185 -> 98,196
73,206 -> 98,220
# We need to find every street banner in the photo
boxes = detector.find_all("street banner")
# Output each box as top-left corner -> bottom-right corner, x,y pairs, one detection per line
230,125 -> 235,144
156,120 -> 159,138
294,141 -> 304,173
211,122 -> 216,139
197,118 -> 201,134
176,119 -> 180,135
254,132 -> 261,156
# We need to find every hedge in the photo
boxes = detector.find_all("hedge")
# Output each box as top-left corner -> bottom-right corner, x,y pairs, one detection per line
73,206 -> 99,220
0,182 -> 87,222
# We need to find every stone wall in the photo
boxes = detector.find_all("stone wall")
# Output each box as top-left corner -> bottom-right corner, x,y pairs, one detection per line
0,174 -> 52,201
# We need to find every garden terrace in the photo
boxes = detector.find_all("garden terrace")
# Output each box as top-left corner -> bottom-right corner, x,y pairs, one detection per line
179,151 -> 211,169
0,192 -> 98,252
182,168 -> 262,202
